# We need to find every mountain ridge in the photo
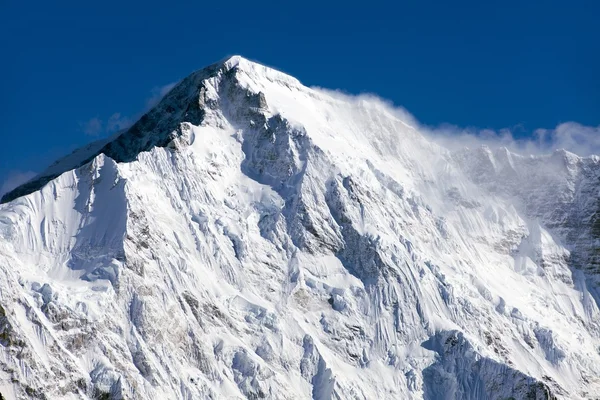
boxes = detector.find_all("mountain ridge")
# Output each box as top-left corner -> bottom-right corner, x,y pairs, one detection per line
4,56 -> 598,204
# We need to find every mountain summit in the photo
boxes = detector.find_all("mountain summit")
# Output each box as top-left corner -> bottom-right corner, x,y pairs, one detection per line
1,56 -> 599,399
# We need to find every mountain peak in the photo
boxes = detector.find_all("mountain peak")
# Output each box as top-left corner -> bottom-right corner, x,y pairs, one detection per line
2,55 -> 600,399
0,56 -> 275,204
221,54 -> 247,69
1,55 -> 309,204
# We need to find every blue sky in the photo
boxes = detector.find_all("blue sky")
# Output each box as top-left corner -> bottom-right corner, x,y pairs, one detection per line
1,0 -> 598,195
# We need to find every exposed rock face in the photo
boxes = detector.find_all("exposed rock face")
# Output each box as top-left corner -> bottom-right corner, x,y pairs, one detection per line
0,56 -> 599,399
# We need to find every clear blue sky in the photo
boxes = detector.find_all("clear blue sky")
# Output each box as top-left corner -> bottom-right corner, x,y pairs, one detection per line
1,0 -> 598,193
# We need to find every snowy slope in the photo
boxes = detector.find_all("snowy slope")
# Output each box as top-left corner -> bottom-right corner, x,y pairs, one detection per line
1,56 -> 599,399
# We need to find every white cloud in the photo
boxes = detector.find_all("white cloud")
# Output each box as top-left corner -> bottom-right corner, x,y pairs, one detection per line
106,113 -> 133,133
421,121 -> 600,157
532,123 -> 600,156
316,88 -> 600,157
81,117 -> 103,136
80,114 -> 129,136
80,81 -> 178,138
145,82 -> 178,109
1,170 -> 36,197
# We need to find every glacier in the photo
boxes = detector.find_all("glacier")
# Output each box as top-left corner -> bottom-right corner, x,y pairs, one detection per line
0,56 -> 599,399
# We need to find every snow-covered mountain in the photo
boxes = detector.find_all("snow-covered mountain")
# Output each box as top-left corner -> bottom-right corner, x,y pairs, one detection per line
1,56 -> 599,399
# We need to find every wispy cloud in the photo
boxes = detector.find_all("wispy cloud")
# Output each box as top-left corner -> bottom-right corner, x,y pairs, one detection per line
81,117 -> 103,136
532,123 -> 600,156
317,89 -> 600,157
106,113 -> 133,133
1,170 -> 36,197
80,114 -> 132,137
80,81 -> 178,138
145,82 -> 177,109
421,121 -> 600,157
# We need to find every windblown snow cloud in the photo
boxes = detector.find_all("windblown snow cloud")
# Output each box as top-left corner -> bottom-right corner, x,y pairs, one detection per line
315,88 -> 600,157
80,113 -> 134,136
80,82 -> 178,138
106,112 -> 133,133
145,82 -> 178,109
79,113 -> 134,136
423,121 -> 600,157
81,117 -> 104,136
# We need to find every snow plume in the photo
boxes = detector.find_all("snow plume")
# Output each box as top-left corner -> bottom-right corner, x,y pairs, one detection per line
80,113 -> 133,137
145,81 -> 178,109
313,88 -> 420,129
315,88 -> 600,157
79,82 -> 177,139
423,121 -> 600,157
533,122 -> 600,156
106,112 -> 133,133
80,116 -> 104,136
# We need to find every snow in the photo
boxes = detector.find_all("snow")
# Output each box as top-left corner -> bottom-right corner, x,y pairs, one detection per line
0,55 -> 599,399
